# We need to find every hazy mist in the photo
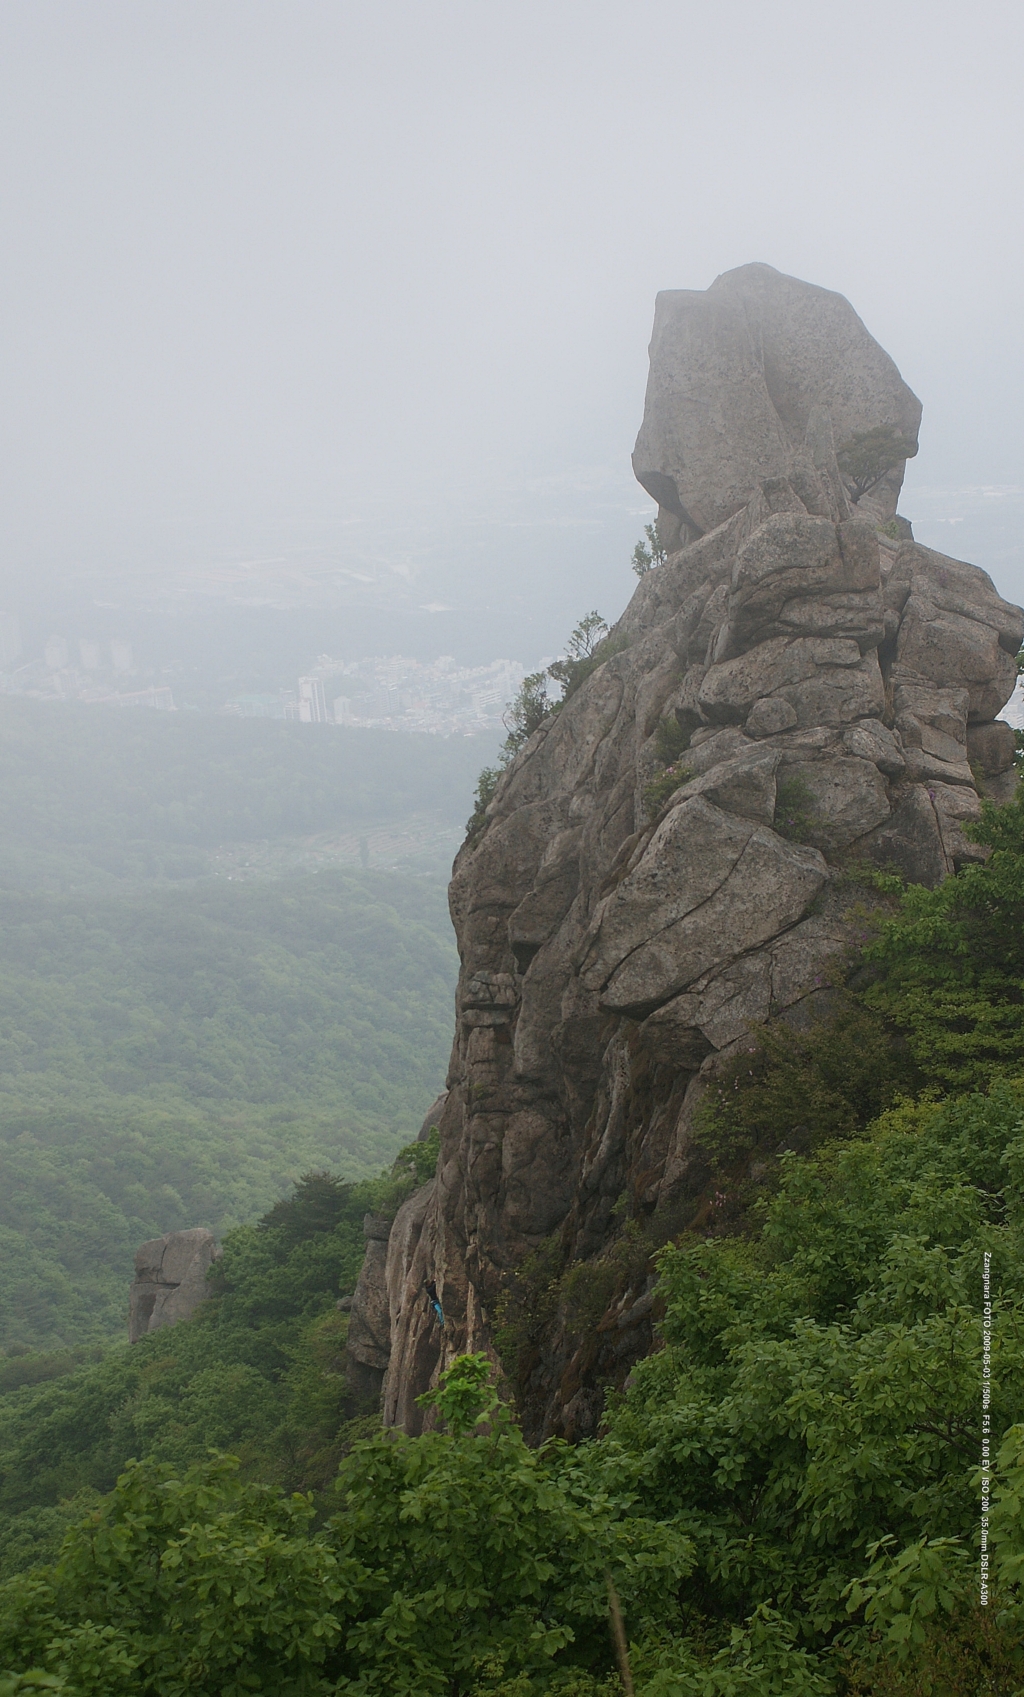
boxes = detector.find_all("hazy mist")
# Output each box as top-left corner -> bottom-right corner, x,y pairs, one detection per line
1,0 -> 1022,658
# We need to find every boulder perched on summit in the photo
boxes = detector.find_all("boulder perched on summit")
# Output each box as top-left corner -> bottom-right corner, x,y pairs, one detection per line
345,266 -> 1023,1444
632,262 -> 922,545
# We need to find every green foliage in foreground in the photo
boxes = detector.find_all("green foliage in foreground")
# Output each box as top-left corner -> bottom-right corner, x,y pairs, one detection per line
7,723 -> 1024,1691
0,1150 -> 439,1580
2,1093 -> 1022,1692
0,868 -> 456,1352
612,1089 -> 1024,1644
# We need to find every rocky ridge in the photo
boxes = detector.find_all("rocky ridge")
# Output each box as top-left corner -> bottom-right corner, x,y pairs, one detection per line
347,263 -> 1023,1440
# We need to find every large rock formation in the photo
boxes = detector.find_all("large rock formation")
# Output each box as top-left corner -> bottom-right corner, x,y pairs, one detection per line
128,1228 -> 219,1342
348,263 -> 1023,1439
632,262 -> 922,547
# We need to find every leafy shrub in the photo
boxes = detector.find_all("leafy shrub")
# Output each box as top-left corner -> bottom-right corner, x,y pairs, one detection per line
0,1455 -> 352,1696
633,1607 -> 833,1695
467,764 -> 501,830
772,772 -> 821,842
694,996 -> 919,1173
653,715 -> 691,767
257,1169 -> 358,1247
695,783 -> 1024,1157
0,1133 -> 442,1576
547,614 -> 611,702
643,764 -> 694,822
504,672 -> 553,751
631,524 -> 667,578
466,674 -> 550,838
0,1357 -> 693,1696
861,785 -> 1024,1089
641,714 -> 696,821
467,615 -> 629,841
605,1086 -> 1024,1654
492,1235 -> 565,1382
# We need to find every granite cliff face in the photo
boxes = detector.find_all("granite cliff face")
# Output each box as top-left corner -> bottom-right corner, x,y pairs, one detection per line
349,263 -> 1023,1439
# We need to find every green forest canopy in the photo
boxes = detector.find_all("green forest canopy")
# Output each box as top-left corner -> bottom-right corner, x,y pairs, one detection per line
0,1091 -> 1021,1692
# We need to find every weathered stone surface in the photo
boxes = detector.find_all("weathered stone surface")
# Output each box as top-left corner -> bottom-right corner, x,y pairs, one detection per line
901,747 -> 975,787
929,781 -> 988,871
746,696 -> 798,738
968,720 -> 1016,775
690,955 -> 773,1051
665,747 -> 781,826
841,719 -> 906,778
129,1228 -> 219,1343
640,995 -> 714,1068
722,514 -> 882,655
980,767 -> 1020,807
686,725 -> 751,769
581,796 -> 756,994
781,756 -> 891,853
893,548 -> 1021,723
632,264 -> 921,541
346,271 -> 1022,1444
700,635 -> 863,724
898,545 -> 1023,655
508,829 -> 581,970
595,821 -> 827,1016
772,590 -> 885,647
380,1180 -> 440,1433
860,785 -> 948,886
345,1213 -> 394,1405
416,1091 -> 449,1142
768,910 -> 854,1010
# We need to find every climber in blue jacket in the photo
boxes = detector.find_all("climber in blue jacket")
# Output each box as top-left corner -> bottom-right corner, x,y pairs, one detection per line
425,1279 -> 444,1325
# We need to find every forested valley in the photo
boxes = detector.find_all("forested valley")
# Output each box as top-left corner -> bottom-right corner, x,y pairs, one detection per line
0,700 -> 479,1351
1,701 -> 1024,1693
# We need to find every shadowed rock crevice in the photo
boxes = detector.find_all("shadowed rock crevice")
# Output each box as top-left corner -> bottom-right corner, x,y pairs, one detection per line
346,262 -> 1023,1441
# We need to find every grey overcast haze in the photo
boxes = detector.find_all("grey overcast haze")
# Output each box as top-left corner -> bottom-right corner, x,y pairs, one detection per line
1,0 -> 1023,671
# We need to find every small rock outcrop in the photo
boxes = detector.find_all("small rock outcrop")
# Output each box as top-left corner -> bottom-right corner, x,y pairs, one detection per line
128,1228 -> 219,1342
345,1212 -> 395,1405
347,263 -> 1023,1441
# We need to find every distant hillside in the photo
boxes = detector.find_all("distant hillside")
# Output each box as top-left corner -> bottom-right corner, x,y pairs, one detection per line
0,868 -> 457,1353
0,698 -> 494,888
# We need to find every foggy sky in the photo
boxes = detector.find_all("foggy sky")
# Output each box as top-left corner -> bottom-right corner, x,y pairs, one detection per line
1,0 -> 1022,619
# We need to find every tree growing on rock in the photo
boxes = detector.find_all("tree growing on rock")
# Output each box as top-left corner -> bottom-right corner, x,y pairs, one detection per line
836,424 -> 918,504
630,523 -> 666,577
547,612 -> 610,700
466,613 -> 613,840
465,671 -> 550,838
